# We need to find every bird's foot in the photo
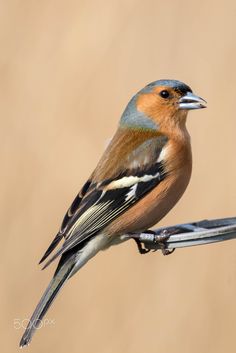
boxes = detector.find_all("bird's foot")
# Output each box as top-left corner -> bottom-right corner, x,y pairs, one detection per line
154,229 -> 175,256
131,229 -> 175,255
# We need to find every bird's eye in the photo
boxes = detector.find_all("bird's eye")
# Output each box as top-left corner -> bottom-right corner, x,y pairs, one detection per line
159,90 -> 170,99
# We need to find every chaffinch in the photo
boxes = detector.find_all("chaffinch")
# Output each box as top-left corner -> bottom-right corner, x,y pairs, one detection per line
20,79 -> 206,347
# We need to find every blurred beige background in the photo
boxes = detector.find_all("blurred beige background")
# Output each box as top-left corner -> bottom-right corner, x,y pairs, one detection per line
1,1 -> 236,352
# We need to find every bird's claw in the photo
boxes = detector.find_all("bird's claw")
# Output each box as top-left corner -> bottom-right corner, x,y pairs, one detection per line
154,229 -> 176,256
161,247 -> 175,256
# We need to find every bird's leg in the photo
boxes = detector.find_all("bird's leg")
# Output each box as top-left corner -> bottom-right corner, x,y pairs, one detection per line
133,229 -> 159,254
133,238 -> 151,254
154,229 -> 175,256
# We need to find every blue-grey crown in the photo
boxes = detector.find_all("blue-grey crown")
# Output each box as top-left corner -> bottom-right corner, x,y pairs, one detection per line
140,79 -> 192,95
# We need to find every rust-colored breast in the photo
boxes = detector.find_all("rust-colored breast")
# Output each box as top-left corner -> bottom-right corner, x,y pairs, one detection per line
106,137 -> 192,235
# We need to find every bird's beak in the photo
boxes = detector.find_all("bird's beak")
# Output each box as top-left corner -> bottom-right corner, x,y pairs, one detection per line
179,92 -> 207,110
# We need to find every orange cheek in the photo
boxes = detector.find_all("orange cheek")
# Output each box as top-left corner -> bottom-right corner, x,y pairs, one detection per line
137,92 -> 157,106
136,93 -> 159,116
136,93 -> 177,123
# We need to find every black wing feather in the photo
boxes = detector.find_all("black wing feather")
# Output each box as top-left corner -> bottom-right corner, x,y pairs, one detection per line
38,179 -> 92,264
41,161 -> 167,269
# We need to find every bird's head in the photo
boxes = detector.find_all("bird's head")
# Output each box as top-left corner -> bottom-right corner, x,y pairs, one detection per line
120,79 -> 207,131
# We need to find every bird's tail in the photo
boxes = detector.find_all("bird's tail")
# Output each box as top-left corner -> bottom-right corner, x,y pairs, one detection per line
19,258 -> 75,348
19,233 -> 108,347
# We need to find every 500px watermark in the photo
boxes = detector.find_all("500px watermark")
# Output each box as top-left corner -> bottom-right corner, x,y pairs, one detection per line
13,318 -> 55,330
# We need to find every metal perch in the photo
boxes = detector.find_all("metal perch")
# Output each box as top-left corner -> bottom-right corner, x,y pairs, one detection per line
126,217 -> 236,252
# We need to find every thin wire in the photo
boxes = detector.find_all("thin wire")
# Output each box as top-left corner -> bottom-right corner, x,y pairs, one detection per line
125,217 -> 236,251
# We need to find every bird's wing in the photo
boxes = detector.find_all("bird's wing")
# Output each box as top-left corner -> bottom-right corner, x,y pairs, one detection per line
41,163 -> 167,269
39,179 -> 92,264
40,131 -> 169,269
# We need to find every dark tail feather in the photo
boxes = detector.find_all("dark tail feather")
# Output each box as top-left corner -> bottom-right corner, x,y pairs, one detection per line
19,260 -> 74,347
39,233 -> 63,265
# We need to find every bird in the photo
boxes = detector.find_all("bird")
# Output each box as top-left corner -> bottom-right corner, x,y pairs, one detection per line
19,79 -> 206,347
